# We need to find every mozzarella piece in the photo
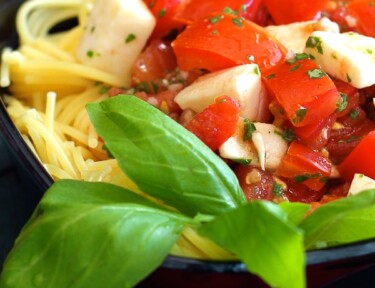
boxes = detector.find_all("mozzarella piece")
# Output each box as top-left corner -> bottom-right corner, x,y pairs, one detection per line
76,0 -> 155,86
303,31 -> 375,89
219,122 -> 288,171
174,64 -> 269,121
348,173 -> 375,196
265,17 -> 339,53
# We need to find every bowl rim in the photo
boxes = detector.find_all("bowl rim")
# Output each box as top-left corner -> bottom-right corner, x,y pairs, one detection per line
1,0 -> 375,274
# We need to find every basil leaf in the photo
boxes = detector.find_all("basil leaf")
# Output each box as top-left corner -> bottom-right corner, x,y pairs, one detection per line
198,201 -> 305,288
86,95 -> 246,217
279,201 -> 311,226
301,189 -> 375,249
1,180 -> 191,288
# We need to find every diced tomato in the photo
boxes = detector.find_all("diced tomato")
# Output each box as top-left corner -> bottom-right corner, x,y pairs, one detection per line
235,165 -> 276,201
143,0 -> 186,39
262,0 -> 330,24
338,130 -> 375,181
172,13 -> 287,72
175,0 -> 263,24
262,58 -> 340,127
283,178 -> 326,203
292,114 -> 336,150
185,96 -> 240,151
131,39 -> 177,87
347,0 -> 375,37
277,141 -> 332,191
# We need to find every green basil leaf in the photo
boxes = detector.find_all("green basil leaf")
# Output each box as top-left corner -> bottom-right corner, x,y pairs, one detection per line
198,201 -> 305,288
301,189 -> 375,249
86,95 -> 246,217
1,180 -> 191,288
279,201 -> 311,226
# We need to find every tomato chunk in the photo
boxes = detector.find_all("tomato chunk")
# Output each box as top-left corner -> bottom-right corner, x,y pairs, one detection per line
172,13 -> 287,72
143,0 -> 186,39
263,0 -> 330,24
262,58 -> 340,127
277,141 -> 332,191
347,0 -> 375,38
338,130 -> 375,181
185,96 -> 240,150
175,0 -> 263,24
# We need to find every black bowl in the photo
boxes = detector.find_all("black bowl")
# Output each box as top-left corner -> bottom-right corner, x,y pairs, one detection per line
1,1 -> 375,287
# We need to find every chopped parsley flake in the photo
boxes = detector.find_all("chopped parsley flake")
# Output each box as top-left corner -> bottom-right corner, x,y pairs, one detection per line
265,73 -> 275,79
223,7 -> 238,15
336,92 -> 348,113
294,173 -> 322,183
233,159 -> 252,165
99,85 -> 110,94
349,108 -> 360,119
247,55 -> 255,62
125,33 -> 136,43
306,36 -> 324,54
232,17 -> 243,27
243,118 -> 256,141
212,29 -> 219,35
295,53 -> 310,60
367,48 -> 373,54
290,64 -> 301,72
346,73 -> 352,83
158,8 -> 166,18
86,50 -> 94,58
254,66 -> 260,75
293,107 -> 308,124
307,69 -> 327,79
272,181 -> 284,196
275,128 -> 296,142
240,4 -> 248,12
209,15 -> 222,24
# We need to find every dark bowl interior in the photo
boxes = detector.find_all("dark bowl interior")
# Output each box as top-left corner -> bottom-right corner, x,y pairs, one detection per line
1,0 -> 375,287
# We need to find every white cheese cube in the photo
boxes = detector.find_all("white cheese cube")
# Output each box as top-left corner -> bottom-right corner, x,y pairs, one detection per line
348,173 -> 375,196
265,17 -> 339,53
219,122 -> 288,171
304,31 -> 375,88
174,64 -> 269,121
76,0 -> 155,86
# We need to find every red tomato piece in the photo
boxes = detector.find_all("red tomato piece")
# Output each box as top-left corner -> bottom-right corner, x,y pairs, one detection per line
175,0 -> 263,24
172,13 -> 287,72
277,141 -> 332,191
338,130 -> 375,181
262,58 -> 340,127
347,0 -> 375,37
263,0 -> 330,24
185,96 -> 240,151
143,0 -> 186,39
283,178 -> 326,203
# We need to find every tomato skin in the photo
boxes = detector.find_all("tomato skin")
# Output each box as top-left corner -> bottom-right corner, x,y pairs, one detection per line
185,96 -> 240,151
263,0 -> 329,24
143,0 -> 186,39
262,58 -> 340,127
347,0 -> 375,37
338,130 -> 375,181
277,141 -> 332,191
172,13 -> 287,72
235,165 -> 276,201
283,178 -> 325,203
175,0 -> 263,24
131,39 -> 177,85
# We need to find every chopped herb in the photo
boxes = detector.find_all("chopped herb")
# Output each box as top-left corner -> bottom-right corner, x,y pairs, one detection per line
349,108 -> 360,119
346,73 -> 352,83
294,173 -> 321,183
306,36 -> 324,54
331,53 -> 338,59
290,64 -> 301,72
347,135 -> 360,143
125,33 -> 136,43
209,15 -> 222,24
307,69 -> 327,79
223,7 -> 238,15
137,82 -> 151,94
265,73 -> 275,79
293,107 -> 308,124
254,66 -> 260,75
295,53 -> 310,60
158,8 -> 166,18
308,54 -> 316,60
152,82 -> 159,93
275,128 -> 296,142
243,118 -> 256,141
86,50 -> 94,58
212,29 -> 219,35
99,85 -> 110,94
232,17 -> 243,27
233,159 -> 252,165
367,48 -> 373,54
272,181 -> 284,196
90,26 -> 96,33
240,4 -> 248,12
336,93 -> 348,113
